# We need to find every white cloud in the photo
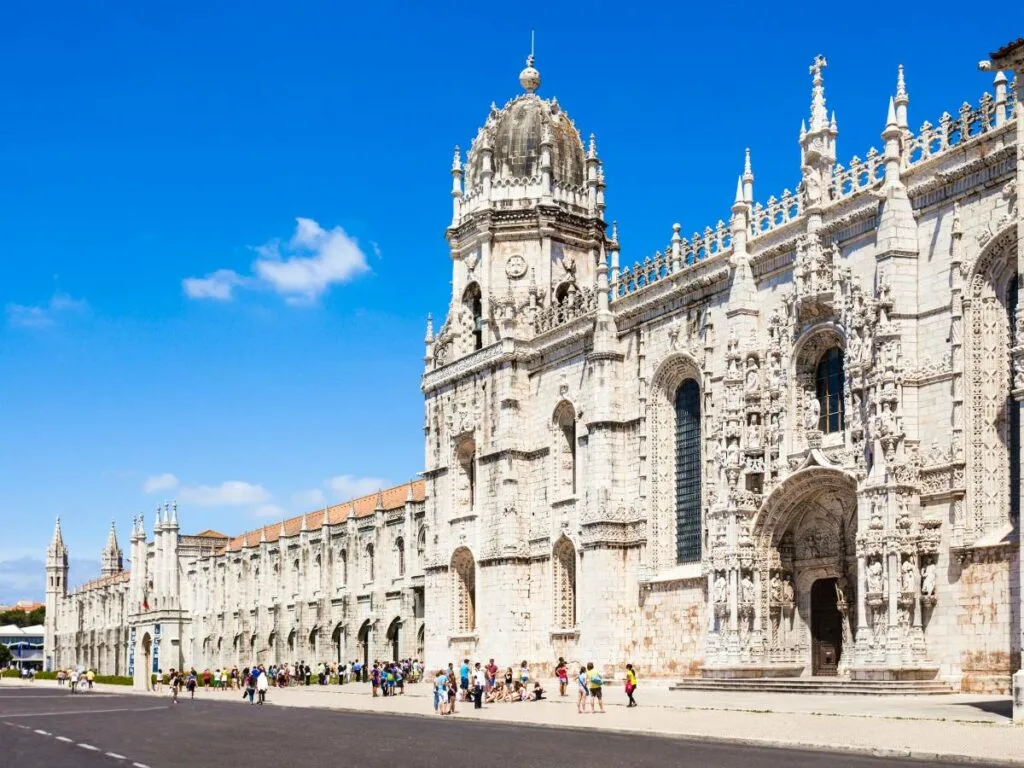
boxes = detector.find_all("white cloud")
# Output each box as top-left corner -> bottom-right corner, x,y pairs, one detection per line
182,269 -> 247,300
184,217 -> 369,304
327,474 -> 388,501
142,473 -> 180,494
6,293 -> 88,329
179,481 -> 270,507
252,504 -> 287,519
292,488 -> 327,509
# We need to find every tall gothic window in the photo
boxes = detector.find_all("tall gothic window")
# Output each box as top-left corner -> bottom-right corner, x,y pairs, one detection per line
553,401 -> 577,496
366,544 -> 375,583
675,379 -> 702,564
464,283 -> 484,351
339,549 -> 347,586
451,547 -> 476,632
815,348 -> 846,433
395,537 -> 406,577
1008,275 -> 1020,523
552,536 -> 577,628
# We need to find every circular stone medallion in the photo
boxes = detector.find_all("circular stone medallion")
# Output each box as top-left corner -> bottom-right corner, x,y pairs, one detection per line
506,254 -> 527,279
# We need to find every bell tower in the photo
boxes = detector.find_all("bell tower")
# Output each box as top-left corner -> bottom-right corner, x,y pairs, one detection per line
44,517 -> 69,670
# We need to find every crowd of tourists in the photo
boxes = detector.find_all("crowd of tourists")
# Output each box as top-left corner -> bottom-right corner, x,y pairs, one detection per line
429,657 -> 639,715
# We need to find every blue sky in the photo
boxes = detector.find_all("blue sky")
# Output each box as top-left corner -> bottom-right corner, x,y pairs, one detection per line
0,1 -> 1017,601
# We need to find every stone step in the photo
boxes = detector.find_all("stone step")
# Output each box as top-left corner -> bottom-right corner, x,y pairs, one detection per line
670,678 -> 953,696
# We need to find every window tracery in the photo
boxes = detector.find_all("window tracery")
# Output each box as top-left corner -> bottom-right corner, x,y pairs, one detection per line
675,378 -> 702,563
815,348 -> 846,433
450,547 -> 476,633
553,401 -> 577,496
552,536 -> 577,628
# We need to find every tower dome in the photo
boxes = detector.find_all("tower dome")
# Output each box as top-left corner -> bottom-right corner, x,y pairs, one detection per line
463,57 -> 587,191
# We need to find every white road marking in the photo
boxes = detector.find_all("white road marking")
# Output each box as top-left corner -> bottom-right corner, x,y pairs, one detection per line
34,729 -> 51,735
106,752 -> 127,760
78,743 -> 100,751
56,736 -> 73,743
132,763 -> 151,768
3,705 -> 168,718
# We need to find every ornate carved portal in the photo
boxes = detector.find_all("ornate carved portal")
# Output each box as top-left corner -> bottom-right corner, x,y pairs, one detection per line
705,464 -> 857,675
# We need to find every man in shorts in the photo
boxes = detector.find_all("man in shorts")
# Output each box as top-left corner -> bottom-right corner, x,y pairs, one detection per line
586,661 -> 605,713
459,658 -> 470,702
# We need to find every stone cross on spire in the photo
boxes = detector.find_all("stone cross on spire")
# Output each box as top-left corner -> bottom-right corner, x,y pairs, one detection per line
809,54 -> 829,132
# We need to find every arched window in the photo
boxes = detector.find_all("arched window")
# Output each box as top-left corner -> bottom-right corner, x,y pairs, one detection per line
366,544 -> 375,582
552,537 -> 577,628
456,438 -> 476,512
450,547 -> 476,633
464,283 -> 484,351
417,527 -> 426,558
553,401 -> 577,496
675,378 -> 702,564
1008,274 -> 1020,523
815,348 -> 845,433
395,537 -> 406,577
339,549 -> 348,586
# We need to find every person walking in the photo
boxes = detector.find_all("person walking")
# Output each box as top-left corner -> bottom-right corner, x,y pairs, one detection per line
624,663 -> 637,707
244,670 -> 256,704
170,671 -> 180,705
186,671 -> 197,701
586,662 -> 605,714
576,666 -> 588,713
256,668 -> 268,705
472,662 -> 485,709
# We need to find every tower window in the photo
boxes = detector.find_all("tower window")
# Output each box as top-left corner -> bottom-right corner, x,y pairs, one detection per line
815,348 -> 845,434
464,283 -> 483,351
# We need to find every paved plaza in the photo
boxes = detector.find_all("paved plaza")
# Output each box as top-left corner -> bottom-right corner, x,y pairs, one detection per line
0,680 -> 1021,766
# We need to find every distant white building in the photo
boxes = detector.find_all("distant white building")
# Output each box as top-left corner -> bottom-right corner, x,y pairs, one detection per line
44,481 -> 425,687
0,624 -> 44,670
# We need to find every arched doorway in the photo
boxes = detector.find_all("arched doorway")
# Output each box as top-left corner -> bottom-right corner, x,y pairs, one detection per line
386,618 -> 401,662
357,620 -> 371,670
747,464 -> 858,676
286,629 -> 296,657
331,623 -> 345,664
416,624 -> 425,660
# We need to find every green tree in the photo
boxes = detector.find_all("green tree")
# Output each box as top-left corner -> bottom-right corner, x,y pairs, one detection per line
0,644 -> 12,667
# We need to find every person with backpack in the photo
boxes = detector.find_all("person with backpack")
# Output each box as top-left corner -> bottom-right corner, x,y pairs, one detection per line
244,670 -> 256,704
624,663 -> 638,707
586,662 -> 605,713
186,671 -> 197,701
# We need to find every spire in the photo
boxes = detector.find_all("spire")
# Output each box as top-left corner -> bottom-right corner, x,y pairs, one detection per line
587,133 -> 598,160
260,526 -> 267,544
49,517 -> 66,554
170,500 -> 178,527
154,507 -> 162,534
375,489 -> 384,512
742,148 -> 754,204
425,313 -> 434,343
300,511 -> 308,532
406,482 -> 415,503
808,54 -> 829,132
609,221 -> 619,249
885,96 -> 898,130
894,65 -> 909,130
101,520 -> 123,576
279,519 -> 286,540
734,175 -> 744,206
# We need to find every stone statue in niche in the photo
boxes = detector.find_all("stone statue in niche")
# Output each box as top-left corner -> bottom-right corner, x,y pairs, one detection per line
921,563 -> 936,596
745,361 -> 759,391
741,574 -> 754,603
804,392 -> 820,430
869,499 -> 883,529
747,414 -> 760,447
901,559 -> 918,593
713,573 -> 728,603
867,559 -> 884,593
848,329 -> 862,363
781,575 -> 794,604
770,573 -> 783,602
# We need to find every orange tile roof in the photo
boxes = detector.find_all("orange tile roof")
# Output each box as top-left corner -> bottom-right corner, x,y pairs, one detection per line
73,570 -> 131,594
221,480 -> 424,552
191,529 -> 229,539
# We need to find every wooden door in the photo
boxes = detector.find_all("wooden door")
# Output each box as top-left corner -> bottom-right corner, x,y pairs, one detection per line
811,578 -> 841,676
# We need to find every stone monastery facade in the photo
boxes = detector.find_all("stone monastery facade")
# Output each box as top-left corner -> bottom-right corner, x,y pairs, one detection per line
45,38 -> 1024,707
45,483 -> 427,687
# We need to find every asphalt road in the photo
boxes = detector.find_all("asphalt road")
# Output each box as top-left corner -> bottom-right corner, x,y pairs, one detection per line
0,687 -> 1008,768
